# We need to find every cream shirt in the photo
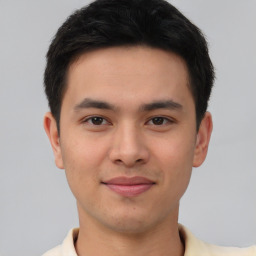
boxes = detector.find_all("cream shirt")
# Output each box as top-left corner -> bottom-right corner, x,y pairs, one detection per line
42,225 -> 256,256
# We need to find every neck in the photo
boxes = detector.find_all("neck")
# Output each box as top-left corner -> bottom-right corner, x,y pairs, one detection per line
75,207 -> 184,256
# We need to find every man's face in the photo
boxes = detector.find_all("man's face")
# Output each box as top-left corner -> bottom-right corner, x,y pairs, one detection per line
45,46 -> 212,234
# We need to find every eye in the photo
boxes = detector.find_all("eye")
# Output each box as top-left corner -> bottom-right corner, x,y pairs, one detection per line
150,117 -> 167,125
83,116 -> 109,126
147,116 -> 172,126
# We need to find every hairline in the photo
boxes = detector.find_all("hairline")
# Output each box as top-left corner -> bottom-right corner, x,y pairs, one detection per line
56,44 -> 199,134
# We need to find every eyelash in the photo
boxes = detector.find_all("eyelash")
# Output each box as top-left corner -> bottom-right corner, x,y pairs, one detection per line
146,116 -> 174,126
82,116 -> 174,126
82,116 -> 110,126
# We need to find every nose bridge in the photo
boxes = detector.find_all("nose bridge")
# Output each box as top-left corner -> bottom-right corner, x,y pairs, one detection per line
109,121 -> 149,166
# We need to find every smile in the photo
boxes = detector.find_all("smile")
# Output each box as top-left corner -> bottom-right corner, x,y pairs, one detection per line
102,176 -> 155,197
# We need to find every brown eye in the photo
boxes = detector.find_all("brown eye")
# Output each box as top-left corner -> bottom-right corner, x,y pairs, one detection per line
84,116 -> 109,125
91,117 -> 104,125
146,116 -> 173,127
151,117 -> 165,125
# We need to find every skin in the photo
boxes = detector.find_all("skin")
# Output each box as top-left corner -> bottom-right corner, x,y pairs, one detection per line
44,46 -> 212,256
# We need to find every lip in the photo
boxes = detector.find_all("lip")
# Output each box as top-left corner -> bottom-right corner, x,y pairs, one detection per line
102,176 -> 155,197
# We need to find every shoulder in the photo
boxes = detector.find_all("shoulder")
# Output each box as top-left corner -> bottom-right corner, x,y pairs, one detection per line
179,224 -> 256,256
41,228 -> 79,256
195,240 -> 256,256
42,245 -> 61,256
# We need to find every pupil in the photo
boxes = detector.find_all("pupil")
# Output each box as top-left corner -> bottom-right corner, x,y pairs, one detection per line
153,117 -> 164,125
92,117 -> 103,125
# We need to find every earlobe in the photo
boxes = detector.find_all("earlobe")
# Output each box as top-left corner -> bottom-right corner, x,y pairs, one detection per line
193,112 -> 213,167
43,112 -> 64,169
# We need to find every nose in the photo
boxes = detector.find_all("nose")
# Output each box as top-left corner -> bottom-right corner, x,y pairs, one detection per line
108,123 -> 149,167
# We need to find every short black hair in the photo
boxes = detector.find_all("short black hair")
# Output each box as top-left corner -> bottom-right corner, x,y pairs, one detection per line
44,0 -> 214,131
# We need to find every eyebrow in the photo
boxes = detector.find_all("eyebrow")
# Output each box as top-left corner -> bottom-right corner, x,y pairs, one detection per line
74,98 -> 182,112
74,98 -> 116,111
140,100 -> 183,112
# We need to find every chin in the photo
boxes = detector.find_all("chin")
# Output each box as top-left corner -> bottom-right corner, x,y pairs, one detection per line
100,207 -> 165,235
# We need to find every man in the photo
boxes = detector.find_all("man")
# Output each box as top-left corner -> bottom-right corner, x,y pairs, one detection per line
42,0 -> 256,255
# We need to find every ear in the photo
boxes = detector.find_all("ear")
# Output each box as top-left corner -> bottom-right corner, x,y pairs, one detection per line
43,112 -> 64,169
193,111 -> 213,167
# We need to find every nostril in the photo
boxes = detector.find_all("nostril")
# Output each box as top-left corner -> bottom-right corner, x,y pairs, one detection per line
113,158 -> 144,166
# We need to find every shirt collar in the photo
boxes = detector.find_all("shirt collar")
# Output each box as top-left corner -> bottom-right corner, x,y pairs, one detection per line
61,225 -> 210,256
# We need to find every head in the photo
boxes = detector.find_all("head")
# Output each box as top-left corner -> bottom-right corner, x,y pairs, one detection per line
43,0 -> 214,235
44,0 -> 214,133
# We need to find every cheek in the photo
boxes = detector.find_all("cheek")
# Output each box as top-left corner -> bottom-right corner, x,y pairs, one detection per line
152,133 -> 195,193
59,133 -> 109,195
153,132 -> 196,169
61,131 -> 109,167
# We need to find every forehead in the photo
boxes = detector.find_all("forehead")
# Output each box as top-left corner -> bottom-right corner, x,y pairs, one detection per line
64,46 -> 193,109
69,46 -> 188,81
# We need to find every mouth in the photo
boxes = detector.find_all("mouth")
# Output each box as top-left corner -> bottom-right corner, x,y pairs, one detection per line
101,176 -> 156,197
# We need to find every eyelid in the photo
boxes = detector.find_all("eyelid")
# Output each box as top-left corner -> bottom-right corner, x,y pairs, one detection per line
82,115 -> 111,125
80,115 -> 175,126
145,116 -> 175,125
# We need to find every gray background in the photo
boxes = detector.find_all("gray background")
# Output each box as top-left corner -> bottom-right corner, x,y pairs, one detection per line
0,1 -> 255,255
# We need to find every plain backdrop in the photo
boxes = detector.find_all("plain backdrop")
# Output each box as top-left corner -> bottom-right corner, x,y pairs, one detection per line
0,1 -> 255,255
